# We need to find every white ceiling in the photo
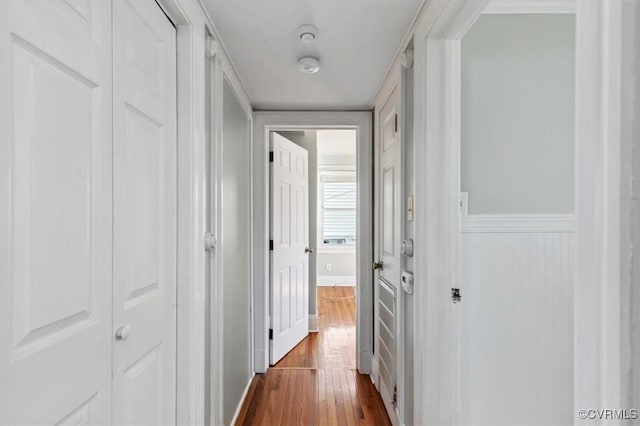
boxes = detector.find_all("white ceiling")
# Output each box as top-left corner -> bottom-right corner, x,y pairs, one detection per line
205,0 -> 423,110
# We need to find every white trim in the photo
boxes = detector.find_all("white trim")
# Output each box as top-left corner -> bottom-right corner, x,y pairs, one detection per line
461,215 -> 576,233
252,111 -> 373,375
484,0 -> 576,14
154,2 -> 210,424
155,1 -> 254,424
407,0 -> 626,424
574,1 -> 626,417
308,314 -> 319,332
317,276 -> 357,286
229,374 -> 255,426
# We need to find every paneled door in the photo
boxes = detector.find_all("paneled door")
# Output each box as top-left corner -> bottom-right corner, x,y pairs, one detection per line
0,0 -> 113,423
270,132 -> 310,364
374,85 -> 402,419
112,1 -> 177,424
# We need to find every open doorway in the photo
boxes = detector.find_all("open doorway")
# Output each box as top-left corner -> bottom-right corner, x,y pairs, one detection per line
270,129 -> 358,369
251,112 -> 373,377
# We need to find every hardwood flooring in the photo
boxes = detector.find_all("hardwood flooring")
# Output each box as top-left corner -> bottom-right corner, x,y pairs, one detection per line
235,287 -> 391,426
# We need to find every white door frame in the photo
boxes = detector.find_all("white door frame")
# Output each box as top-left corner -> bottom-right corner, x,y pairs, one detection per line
411,0 -> 628,424
154,1 -> 254,424
253,111 -> 373,374
205,38 -> 254,426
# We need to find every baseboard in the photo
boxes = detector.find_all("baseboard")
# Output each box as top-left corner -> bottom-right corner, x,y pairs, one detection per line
309,314 -> 319,332
317,275 -> 356,286
358,350 -> 372,374
254,348 -> 267,374
230,373 -> 254,426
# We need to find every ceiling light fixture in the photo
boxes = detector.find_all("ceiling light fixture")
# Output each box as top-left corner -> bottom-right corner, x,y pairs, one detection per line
298,56 -> 321,74
297,24 -> 318,44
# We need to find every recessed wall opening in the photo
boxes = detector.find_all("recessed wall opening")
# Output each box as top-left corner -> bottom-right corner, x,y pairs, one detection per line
458,10 -> 576,425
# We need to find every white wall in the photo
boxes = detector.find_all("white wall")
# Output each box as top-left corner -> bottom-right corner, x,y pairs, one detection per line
461,14 -> 575,215
316,252 -> 356,284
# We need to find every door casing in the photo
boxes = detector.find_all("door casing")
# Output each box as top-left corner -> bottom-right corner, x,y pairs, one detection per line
252,112 -> 373,375
409,0 -> 630,423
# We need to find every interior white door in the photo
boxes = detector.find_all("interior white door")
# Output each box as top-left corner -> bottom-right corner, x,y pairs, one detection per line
112,1 -> 177,424
375,85 -> 402,418
0,1 -> 113,423
270,132 -> 310,364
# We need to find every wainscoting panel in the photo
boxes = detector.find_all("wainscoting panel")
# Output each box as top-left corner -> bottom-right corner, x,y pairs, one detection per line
460,215 -> 575,426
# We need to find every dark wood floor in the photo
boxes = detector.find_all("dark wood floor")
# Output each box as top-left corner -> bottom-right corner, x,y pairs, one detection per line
235,287 -> 391,426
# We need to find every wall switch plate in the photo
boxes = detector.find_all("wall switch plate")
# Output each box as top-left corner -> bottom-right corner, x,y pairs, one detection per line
325,263 -> 332,271
401,271 -> 414,294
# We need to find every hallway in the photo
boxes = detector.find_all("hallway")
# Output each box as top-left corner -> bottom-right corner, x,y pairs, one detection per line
235,287 -> 390,425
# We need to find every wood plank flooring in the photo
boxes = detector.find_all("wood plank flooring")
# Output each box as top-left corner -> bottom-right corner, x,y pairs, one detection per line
235,287 -> 390,426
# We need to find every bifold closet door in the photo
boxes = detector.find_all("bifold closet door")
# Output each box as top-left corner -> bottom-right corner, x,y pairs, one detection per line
112,1 -> 177,424
0,1 -> 113,423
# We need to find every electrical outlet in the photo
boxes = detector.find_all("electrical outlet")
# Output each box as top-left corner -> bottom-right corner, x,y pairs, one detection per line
325,263 -> 332,271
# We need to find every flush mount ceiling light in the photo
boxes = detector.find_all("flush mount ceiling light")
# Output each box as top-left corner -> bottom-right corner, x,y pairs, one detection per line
298,56 -> 321,74
297,24 -> 318,44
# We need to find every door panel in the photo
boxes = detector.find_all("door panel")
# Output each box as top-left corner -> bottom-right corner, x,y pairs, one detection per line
375,85 -> 402,419
0,1 -> 112,423
112,1 -> 177,423
270,132 -> 310,364
379,90 -> 401,285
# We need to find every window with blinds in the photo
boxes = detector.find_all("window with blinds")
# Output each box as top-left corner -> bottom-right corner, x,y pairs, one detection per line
320,175 -> 356,246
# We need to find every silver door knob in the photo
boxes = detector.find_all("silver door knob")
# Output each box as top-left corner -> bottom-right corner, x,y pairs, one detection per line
115,326 -> 131,341
304,247 -> 313,254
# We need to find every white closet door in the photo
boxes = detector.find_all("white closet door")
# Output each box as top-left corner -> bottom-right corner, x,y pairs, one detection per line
0,1 -> 113,423
112,1 -> 177,424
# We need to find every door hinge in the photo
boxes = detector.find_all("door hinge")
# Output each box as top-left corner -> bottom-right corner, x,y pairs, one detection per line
394,114 -> 398,133
269,151 -> 274,163
451,288 -> 461,303
269,329 -> 273,340
392,385 -> 398,407
205,36 -> 217,58
269,240 -> 274,251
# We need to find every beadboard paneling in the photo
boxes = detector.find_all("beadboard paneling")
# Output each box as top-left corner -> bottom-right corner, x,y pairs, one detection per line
460,219 -> 575,425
